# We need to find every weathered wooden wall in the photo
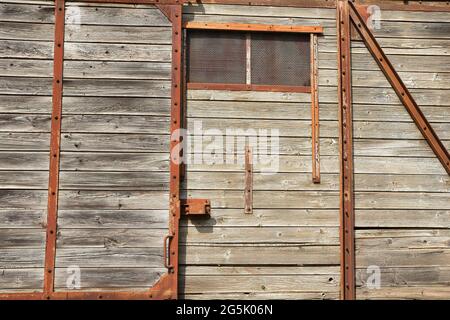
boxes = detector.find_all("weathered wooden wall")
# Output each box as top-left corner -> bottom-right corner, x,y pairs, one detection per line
0,0 -> 449,299
351,9 -> 450,299
0,0 -> 55,292
0,0 -> 173,293
181,3 -> 340,299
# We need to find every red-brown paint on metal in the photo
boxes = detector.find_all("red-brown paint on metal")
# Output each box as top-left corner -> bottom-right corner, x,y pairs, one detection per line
187,83 -> 312,93
310,33 -> 320,184
181,199 -> 211,215
80,0 -> 184,4
0,292 -> 45,300
244,146 -> 253,214
350,4 -> 369,40
167,3 -> 183,299
43,0 -> 65,297
337,0 -> 355,300
184,22 -> 324,34
349,1 -> 450,175
155,4 -> 174,22
185,0 -> 336,8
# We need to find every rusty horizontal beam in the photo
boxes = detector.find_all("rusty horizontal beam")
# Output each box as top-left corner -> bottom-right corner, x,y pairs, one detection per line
184,22 -> 323,33
187,83 -> 311,93
76,0 -> 185,4
185,0 -> 336,8
349,1 -> 450,175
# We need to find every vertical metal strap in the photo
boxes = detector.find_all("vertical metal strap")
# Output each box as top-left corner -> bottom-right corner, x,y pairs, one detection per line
337,0 -> 355,300
168,4 -> 183,299
244,146 -> 253,214
44,0 -> 65,298
310,33 -> 320,184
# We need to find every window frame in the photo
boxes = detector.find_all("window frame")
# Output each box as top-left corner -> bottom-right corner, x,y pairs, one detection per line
183,22 -> 323,93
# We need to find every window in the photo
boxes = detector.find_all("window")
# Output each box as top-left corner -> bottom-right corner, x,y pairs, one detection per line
186,24 -> 318,92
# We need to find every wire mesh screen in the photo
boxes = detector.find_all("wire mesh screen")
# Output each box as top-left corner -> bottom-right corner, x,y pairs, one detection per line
187,30 -> 246,84
251,32 -> 311,86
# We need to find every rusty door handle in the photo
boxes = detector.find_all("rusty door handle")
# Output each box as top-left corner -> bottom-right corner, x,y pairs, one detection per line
163,235 -> 174,269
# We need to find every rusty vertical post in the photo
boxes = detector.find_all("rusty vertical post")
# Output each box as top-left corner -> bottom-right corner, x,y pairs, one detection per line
167,4 -> 183,299
310,33 -> 320,183
44,0 -> 65,298
337,0 -> 355,300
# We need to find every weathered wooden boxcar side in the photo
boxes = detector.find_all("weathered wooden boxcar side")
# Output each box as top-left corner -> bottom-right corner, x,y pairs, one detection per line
0,0 -> 449,300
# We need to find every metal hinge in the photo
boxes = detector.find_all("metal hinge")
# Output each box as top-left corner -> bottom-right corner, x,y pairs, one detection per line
180,199 -> 211,216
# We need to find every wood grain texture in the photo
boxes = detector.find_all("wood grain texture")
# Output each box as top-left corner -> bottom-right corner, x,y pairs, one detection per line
65,25 -> 172,44
63,61 -> 171,80
0,229 -> 45,248
60,133 -> 169,152
65,5 -> 170,26
0,3 -> 54,24
62,115 -> 169,133
180,227 -> 339,245
55,247 -> 164,267
57,210 -> 168,229
356,210 -> 450,228
0,210 -> 46,228
62,79 -> 171,97
60,152 -> 169,171
57,229 -> 166,248
0,40 -> 53,59
0,268 -> 44,290
64,42 -> 171,62
54,267 -> 165,289
181,244 -> 339,265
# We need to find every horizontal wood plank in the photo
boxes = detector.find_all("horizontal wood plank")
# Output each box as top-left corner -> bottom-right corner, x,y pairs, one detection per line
181,244 -> 339,265
58,209 -> 168,229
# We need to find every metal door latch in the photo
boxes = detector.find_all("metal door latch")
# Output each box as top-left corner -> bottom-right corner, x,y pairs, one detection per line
180,199 -> 211,216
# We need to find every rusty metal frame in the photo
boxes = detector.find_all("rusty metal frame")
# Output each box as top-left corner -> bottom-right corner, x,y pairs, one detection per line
337,0 -> 355,300
0,2 -> 183,301
185,22 -> 322,93
187,83 -> 311,93
349,1 -> 450,175
310,33 -> 320,184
